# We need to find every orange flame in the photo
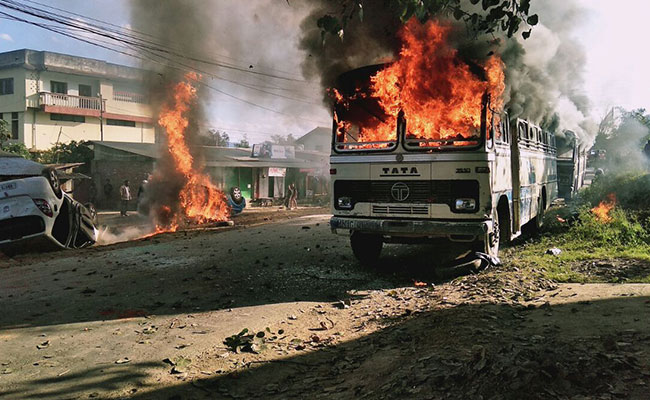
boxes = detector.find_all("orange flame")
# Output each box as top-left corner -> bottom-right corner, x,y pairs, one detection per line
155,73 -> 230,232
591,193 -> 616,223
332,19 -> 505,148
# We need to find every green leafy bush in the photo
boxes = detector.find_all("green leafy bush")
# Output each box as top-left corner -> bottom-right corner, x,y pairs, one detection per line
570,206 -> 649,248
578,173 -> 650,211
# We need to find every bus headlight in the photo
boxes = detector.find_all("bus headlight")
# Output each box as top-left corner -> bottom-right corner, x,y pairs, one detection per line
337,196 -> 353,209
454,198 -> 477,212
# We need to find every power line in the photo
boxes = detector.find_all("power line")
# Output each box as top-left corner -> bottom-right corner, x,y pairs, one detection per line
0,0 -> 325,103
0,9 -> 330,124
0,0 -> 315,83
21,0 -> 313,80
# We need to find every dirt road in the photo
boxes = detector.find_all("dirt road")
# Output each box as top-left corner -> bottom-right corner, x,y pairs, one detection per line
1,211 -> 648,399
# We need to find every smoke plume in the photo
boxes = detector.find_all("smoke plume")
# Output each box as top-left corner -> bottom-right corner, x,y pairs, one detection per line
299,0 -> 594,150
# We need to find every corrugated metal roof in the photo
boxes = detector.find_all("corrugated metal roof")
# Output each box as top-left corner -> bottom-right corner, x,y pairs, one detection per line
0,155 -> 45,176
91,141 -> 326,169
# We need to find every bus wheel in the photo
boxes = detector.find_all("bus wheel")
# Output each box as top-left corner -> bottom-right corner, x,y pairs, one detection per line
350,232 -> 383,265
478,209 -> 500,257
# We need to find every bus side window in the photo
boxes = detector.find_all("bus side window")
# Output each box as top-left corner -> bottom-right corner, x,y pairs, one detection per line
518,122 -> 527,141
493,113 -> 502,142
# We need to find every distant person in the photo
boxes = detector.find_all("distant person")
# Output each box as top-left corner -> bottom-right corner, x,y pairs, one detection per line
289,183 -> 298,210
119,180 -> 131,216
88,181 -> 97,203
103,178 -> 113,208
285,184 -> 294,210
137,176 -> 148,214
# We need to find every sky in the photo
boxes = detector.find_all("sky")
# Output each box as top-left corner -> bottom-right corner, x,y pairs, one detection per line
0,0 -> 648,142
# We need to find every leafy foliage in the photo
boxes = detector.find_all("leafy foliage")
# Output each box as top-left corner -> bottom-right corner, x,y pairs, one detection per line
0,119 -> 9,143
593,108 -> 650,170
270,133 -> 297,145
32,140 -> 94,167
580,173 -> 650,209
570,206 -> 649,248
198,129 -> 230,147
236,134 -> 250,148
0,142 -> 31,158
318,0 -> 538,41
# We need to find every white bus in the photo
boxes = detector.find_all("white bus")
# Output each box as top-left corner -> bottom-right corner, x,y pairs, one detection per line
329,65 -> 558,263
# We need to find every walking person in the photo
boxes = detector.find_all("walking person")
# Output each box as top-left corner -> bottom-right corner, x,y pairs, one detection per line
285,183 -> 294,210
119,180 -> 131,216
289,183 -> 298,210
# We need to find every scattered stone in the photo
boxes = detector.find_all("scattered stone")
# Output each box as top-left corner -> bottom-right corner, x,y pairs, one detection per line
546,248 -> 562,256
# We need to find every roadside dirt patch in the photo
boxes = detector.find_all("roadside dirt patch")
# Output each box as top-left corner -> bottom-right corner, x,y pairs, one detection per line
573,258 -> 650,282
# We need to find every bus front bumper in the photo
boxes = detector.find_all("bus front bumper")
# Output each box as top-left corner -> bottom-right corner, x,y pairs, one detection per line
330,216 -> 491,238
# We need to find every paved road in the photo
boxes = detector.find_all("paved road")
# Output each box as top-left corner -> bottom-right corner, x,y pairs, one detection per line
1,213 -> 649,399
0,212 -> 461,399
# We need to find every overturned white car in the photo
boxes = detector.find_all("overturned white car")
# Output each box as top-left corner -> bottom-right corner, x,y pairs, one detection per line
0,152 -> 98,254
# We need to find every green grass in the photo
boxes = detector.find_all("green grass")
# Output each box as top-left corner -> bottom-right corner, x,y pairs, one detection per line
504,172 -> 650,284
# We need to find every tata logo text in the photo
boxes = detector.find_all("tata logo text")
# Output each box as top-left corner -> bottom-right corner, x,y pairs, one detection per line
380,167 -> 420,177
391,182 -> 410,202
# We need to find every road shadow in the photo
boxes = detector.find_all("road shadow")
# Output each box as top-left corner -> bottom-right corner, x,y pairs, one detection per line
0,217 -> 481,329
0,362 -> 163,400
96,295 -> 650,400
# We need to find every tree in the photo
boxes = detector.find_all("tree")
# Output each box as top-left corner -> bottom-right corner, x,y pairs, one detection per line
0,120 -> 32,158
593,108 -> 650,170
235,134 -> 250,148
1,142 -> 31,158
318,0 -> 538,41
270,134 -> 297,145
32,141 -> 94,171
200,129 -> 230,147
0,119 -> 9,145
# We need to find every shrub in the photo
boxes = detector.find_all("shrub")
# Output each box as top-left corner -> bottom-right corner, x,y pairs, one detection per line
569,206 -> 649,247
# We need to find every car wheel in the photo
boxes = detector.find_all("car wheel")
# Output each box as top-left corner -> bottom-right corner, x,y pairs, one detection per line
42,167 -> 62,199
85,203 -> 99,226
350,232 -> 383,266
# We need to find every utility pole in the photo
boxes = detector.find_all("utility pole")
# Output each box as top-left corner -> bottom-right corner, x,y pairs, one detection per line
99,93 -> 104,141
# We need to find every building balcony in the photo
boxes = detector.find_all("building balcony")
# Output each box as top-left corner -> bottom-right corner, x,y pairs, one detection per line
38,92 -> 105,118
36,91 -> 154,124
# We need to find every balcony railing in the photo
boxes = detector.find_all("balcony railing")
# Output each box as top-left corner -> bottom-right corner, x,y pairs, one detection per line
39,92 -> 105,111
113,90 -> 147,104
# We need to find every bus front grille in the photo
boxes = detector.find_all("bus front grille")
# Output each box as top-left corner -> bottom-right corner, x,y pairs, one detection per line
334,180 -> 478,210
372,205 -> 429,215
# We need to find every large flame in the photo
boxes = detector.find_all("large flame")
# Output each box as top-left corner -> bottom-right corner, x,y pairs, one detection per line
591,193 -> 616,223
154,73 -> 230,232
333,19 -> 505,147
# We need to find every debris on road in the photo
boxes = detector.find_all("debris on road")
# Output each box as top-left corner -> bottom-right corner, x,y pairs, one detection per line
546,247 -> 562,256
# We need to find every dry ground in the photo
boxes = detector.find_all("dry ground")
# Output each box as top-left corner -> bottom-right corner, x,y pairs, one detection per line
0,209 -> 648,399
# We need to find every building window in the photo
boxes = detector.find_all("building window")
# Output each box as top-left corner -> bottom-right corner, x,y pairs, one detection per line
51,81 -> 68,94
79,84 -> 92,97
0,78 -> 13,95
11,112 -> 18,139
106,119 -> 136,127
50,113 -> 85,123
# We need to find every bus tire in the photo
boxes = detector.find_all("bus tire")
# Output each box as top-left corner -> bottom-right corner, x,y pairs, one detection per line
477,209 -> 500,257
350,232 -> 382,265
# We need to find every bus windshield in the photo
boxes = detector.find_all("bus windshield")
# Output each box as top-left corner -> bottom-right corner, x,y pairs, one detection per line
333,96 -> 397,151
401,90 -> 487,150
332,64 -> 397,152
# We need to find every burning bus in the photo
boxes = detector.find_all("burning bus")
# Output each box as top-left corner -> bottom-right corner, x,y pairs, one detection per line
328,21 -> 558,263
